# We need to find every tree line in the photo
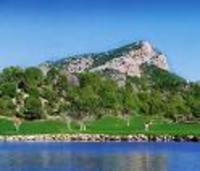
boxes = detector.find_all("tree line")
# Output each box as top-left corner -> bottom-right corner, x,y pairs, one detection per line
0,65 -> 199,128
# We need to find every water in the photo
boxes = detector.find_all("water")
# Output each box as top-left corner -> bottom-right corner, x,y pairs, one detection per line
0,142 -> 200,171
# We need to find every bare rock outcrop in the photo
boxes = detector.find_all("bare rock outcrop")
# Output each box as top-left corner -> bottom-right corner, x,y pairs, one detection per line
91,41 -> 169,77
39,41 -> 169,82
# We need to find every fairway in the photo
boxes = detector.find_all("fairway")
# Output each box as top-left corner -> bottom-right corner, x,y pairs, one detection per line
1,116 -> 200,136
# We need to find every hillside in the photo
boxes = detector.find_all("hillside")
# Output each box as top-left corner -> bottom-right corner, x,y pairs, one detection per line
0,41 -> 199,132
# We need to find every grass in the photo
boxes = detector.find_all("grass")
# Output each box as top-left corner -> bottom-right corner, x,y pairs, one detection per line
86,116 -> 146,135
150,123 -> 200,136
0,119 -> 79,135
0,119 -> 16,135
1,116 -> 200,136
18,120 -> 70,135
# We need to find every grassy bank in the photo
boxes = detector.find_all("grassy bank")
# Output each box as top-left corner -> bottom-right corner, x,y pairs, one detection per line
1,116 -> 200,136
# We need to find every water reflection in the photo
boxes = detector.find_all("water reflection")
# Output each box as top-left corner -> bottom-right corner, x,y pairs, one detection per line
0,151 -> 167,171
0,142 -> 200,171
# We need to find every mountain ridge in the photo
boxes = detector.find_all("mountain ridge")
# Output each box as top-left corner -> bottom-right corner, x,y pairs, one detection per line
39,41 -> 169,79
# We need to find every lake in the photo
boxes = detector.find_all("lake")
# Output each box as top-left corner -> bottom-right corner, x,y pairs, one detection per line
0,142 -> 200,171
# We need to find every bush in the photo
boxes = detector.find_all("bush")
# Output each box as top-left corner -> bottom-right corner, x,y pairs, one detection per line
25,67 -> 43,86
0,96 -> 16,116
24,96 -> 43,120
0,82 -> 17,98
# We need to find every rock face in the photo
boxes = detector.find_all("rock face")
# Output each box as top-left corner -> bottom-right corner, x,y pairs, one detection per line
92,41 -> 169,77
65,57 -> 94,73
40,41 -> 169,79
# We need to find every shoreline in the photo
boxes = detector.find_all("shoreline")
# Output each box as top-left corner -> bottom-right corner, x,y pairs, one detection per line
0,134 -> 200,142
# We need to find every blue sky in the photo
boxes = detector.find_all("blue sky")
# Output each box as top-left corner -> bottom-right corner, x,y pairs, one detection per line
0,0 -> 199,81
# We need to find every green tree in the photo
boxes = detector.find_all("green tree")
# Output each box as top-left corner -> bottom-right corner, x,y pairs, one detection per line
143,64 -> 186,91
186,93 -> 200,118
24,96 -> 43,120
79,72 -> 102,91
46,67 -> 60,84
0,82 -> 17,98
138,92 -> 151,115
165,94 -> 190,121
120,84 -> 139,126
99,79 -> 120,115
0,66 -> 24,83
69,85 -> 100,131
0,96 -> 16,116
41,87 -> 57,102
148,90 -> 166,115
56,75 -> 69,96
25,67 -> 43,87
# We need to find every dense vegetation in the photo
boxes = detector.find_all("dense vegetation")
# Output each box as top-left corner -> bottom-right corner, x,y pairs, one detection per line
0,65 -> 199,132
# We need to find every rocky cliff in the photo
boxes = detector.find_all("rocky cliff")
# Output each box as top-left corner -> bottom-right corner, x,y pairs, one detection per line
39,41 -> 169,79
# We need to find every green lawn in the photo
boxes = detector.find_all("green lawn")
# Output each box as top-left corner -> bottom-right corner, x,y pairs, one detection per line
150,123 -> 200,136
0,119 -> 16,135
0,119 -> 78,135
19,120 -> 70,135
1,116 -> 200,136
85,116 -> 145,135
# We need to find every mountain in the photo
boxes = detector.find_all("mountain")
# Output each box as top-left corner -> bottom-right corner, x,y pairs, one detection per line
39,41 -> 169,79
0,40 -> 199,125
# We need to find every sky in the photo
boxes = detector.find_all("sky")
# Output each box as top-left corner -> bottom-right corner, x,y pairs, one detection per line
0,0 -> 200,81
